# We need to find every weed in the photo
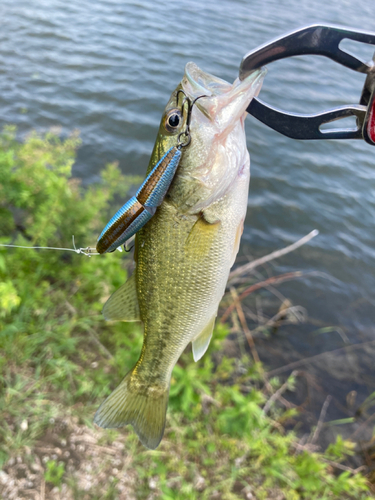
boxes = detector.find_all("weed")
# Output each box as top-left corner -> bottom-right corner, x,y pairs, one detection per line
44,459 -> 65,488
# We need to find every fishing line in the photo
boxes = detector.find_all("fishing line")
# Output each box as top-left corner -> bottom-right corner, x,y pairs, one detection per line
0,235 -> 123,257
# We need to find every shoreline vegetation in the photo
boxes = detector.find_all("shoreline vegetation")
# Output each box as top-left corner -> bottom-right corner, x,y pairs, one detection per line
0,127 -> 373,499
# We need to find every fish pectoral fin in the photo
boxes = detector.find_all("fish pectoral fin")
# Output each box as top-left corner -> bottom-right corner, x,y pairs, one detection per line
192,315 -> 216,362
102,273 -> 141,322
94,370 -> 169,450
185,212 -> 221,258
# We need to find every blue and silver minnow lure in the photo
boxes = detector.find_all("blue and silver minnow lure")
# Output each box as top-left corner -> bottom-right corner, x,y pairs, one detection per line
96,146 -> 182,254
96,91 -> 205,254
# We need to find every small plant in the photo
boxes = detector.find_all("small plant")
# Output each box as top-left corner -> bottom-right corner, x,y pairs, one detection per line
44,459 -> 65,487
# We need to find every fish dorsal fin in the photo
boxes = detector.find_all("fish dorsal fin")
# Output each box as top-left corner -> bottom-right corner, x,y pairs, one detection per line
102,273 -> 141,322
192,315 -> 216,362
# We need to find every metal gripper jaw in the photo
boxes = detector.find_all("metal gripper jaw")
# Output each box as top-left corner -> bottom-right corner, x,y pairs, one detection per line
240,25 -> 375,145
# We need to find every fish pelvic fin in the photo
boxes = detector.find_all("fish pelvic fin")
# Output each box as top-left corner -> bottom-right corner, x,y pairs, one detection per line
94,370 -> 169,450
102,273 -> 141,322
192,315 -> 216,362
231,218 -> 244,267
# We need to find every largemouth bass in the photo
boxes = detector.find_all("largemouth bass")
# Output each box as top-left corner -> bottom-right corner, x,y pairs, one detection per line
94,62 -> 265,449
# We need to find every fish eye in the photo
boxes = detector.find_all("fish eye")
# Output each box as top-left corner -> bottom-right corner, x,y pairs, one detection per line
165,109 -> 182,133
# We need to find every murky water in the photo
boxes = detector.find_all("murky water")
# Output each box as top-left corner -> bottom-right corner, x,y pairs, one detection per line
0,0 -> 374,434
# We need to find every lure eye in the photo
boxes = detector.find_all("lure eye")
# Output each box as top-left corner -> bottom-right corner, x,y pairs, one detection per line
165,109 -> 182,133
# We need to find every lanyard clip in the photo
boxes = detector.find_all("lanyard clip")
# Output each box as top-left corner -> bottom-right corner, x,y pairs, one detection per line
240,25 -> 375,145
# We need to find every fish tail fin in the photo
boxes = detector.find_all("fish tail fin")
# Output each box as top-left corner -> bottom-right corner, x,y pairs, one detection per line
93,369 -> 169,450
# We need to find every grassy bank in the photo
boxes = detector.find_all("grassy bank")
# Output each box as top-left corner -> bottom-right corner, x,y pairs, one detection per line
0,128 -> 372,499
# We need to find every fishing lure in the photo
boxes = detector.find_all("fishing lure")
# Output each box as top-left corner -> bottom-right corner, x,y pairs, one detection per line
96,91 -> 205,254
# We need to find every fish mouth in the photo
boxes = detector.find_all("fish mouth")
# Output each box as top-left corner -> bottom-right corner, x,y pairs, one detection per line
183,63 -> 233,97
182,62 -> 266,132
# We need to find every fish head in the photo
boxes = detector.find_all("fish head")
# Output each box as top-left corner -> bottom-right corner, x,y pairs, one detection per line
148,62 -> 266,212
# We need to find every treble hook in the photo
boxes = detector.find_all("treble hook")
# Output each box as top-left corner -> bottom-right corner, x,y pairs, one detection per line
176,88 -> 187,107
176,92 -> 208,148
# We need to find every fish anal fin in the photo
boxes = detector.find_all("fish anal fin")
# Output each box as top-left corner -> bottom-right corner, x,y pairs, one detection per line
94,370 -> 169,450
185,212 -> 221,258
102,273 -> 141,322
192,315 -> 216,362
